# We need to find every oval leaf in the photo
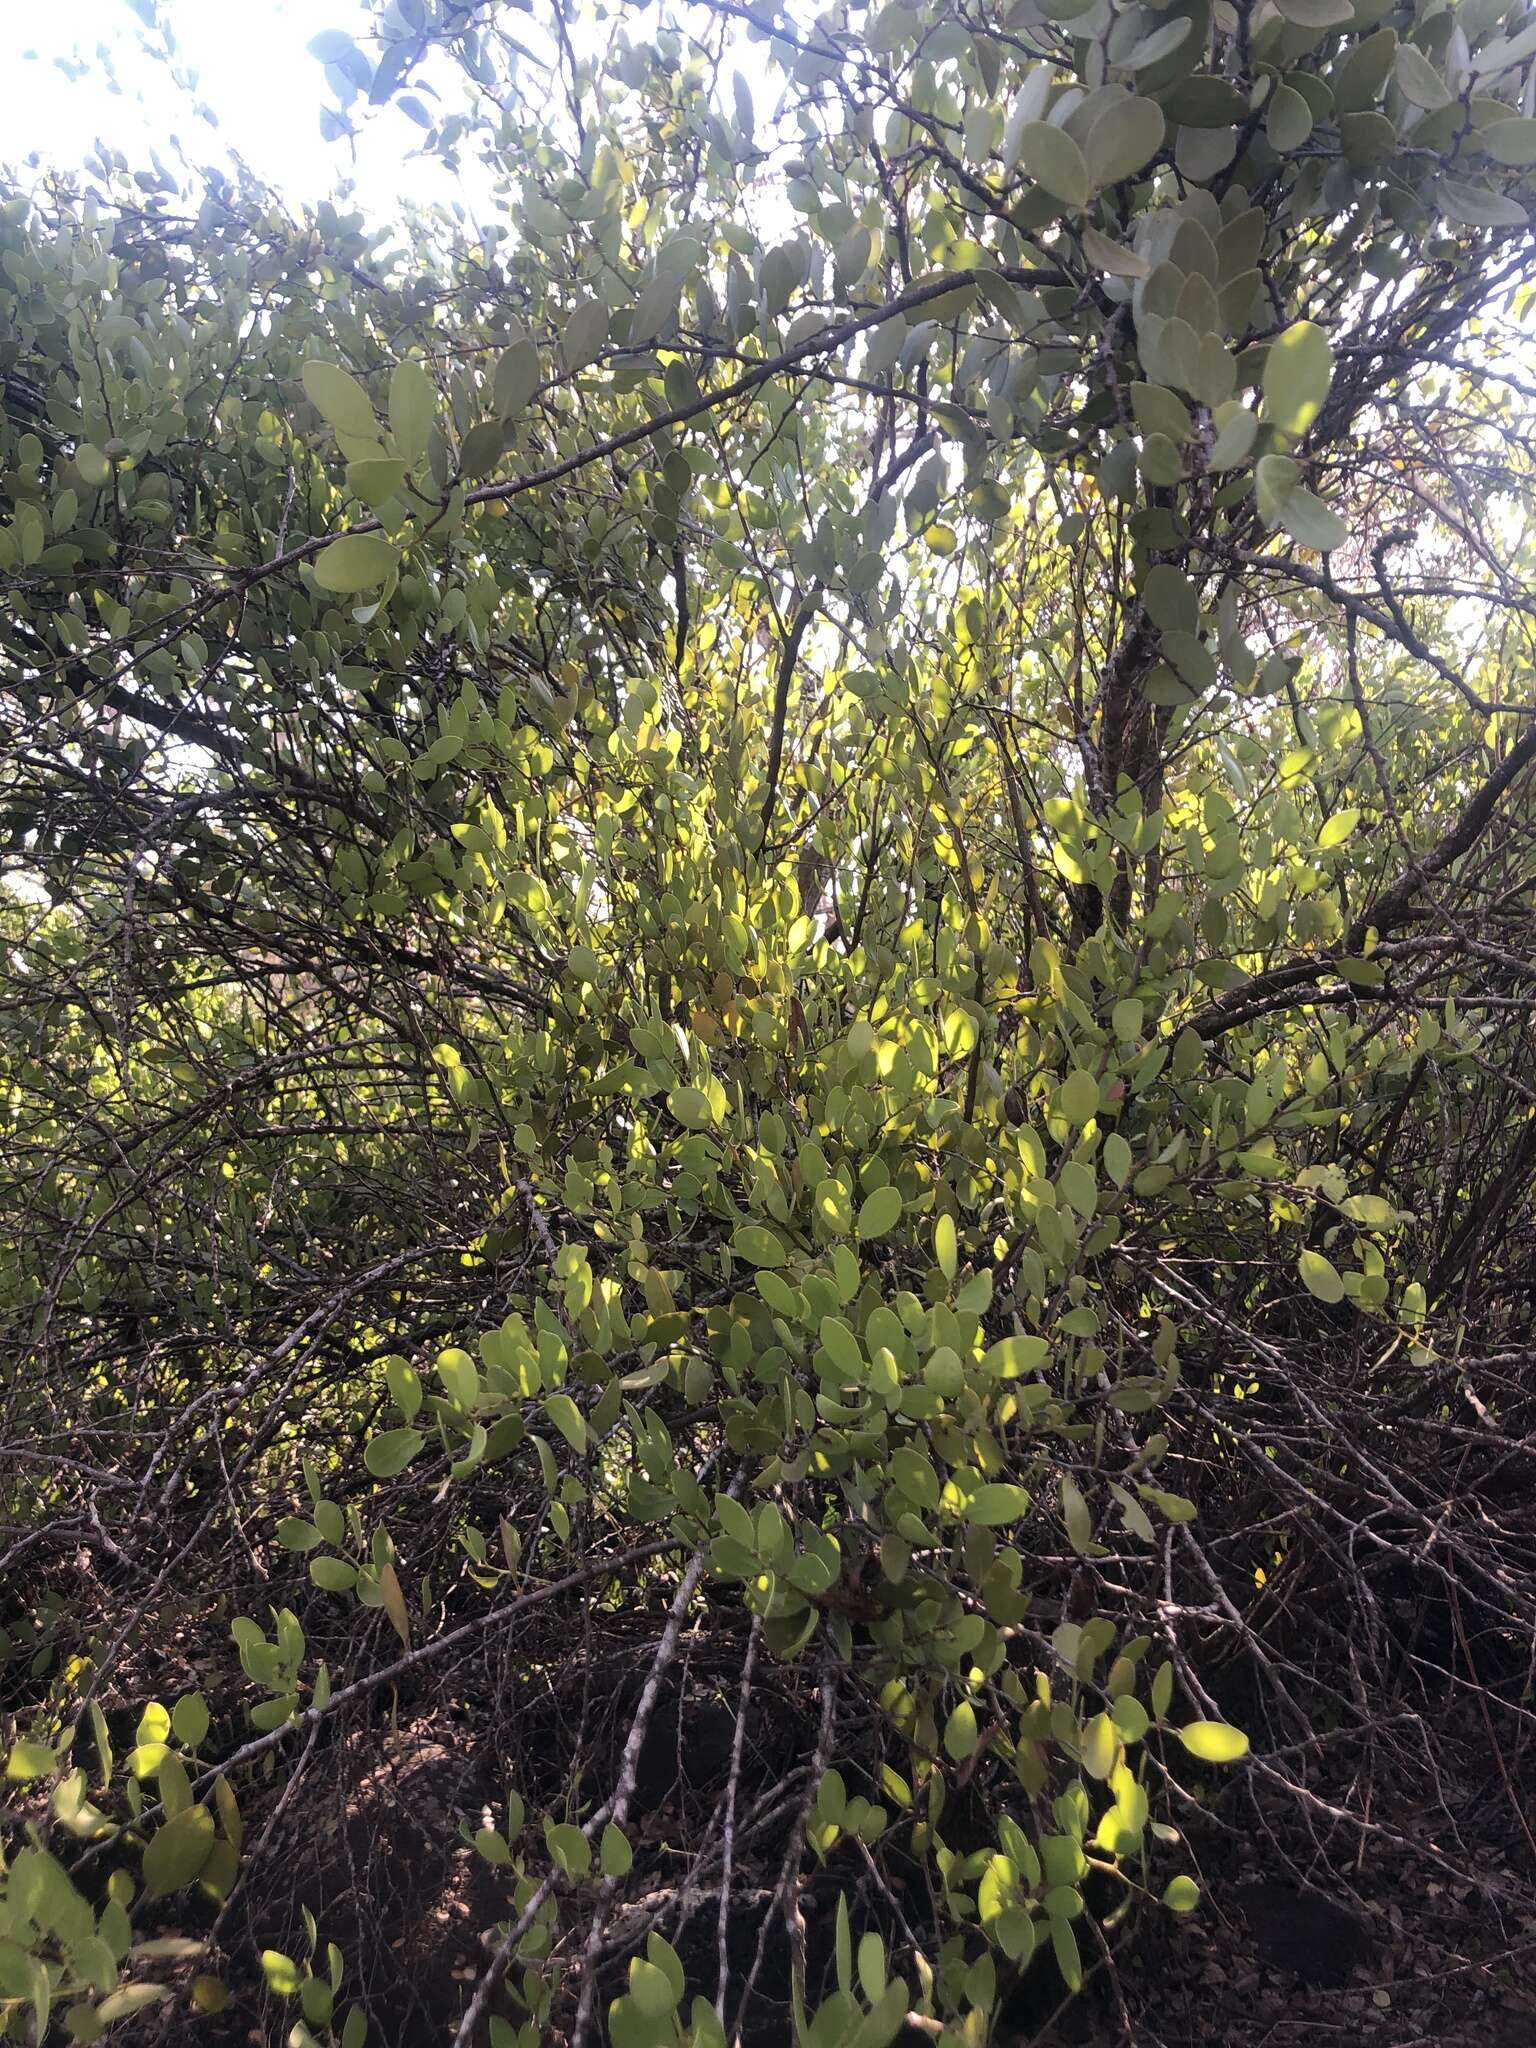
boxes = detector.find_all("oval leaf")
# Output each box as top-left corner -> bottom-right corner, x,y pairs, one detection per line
363,1427 -> 424,1478
1298,1250 -> 1345,1303
301,360 -> 377,438
1176,1720 -> 1249,1764
313,534 -> 398,594
143,1806 -> 215,1897
965,1482 -> 1031,1526
1015,122 -> 1091,209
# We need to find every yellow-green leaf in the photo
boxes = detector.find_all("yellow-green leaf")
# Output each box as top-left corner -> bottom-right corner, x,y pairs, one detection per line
1261,321 -> 1333,439
544,1393 -> 587,1451
857,1185 -> 903,1238
934,1211 -> 957,1281
1298,1250 -> 1345,1304
1319,808 -> 1360,848
143,1806 -> 216,1897
1176,1720 -> 1249,1763
943,1700 -> 978,1761
1059,1068 -> 1099,1125
599,1822 -> 633,1877
965,1482 -> 1030,1526
1080,1712 -> 1119,1781
6,1740 -> 57,1781
733,1223 -> 787,1268
669,1085 -> 714,1128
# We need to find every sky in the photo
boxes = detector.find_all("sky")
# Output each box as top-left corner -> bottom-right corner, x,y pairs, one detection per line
6,0 -> 463,213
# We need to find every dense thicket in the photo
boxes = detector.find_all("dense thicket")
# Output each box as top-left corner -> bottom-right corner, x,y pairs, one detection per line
3,1 -> 1535,2043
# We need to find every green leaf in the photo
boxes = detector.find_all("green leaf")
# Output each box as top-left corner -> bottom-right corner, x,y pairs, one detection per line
1209,405 -> 1257,470
1060,1475 -> 1093,1553
733,1223 -> 787,1268
1152,1661 -> 1174,1721
1104,1133 -> 1132,1186
1255,452 -> 1300,524
262,1951 -> 302,1996
6,1740 -> 57,1780
547,1822 -> 591,1878
857,1930 -> 886,2005
1279,488 -> 1347,553
1015,122 -> 1091,209
313,534 -> 398,594
1162,1874 -> 1201,1911
494,339 -> 542,416
386,1355 -> 422,1422
1059,1068 -> 1099,1125
1298,1251 -> 1345,1304
1274,0 -> 1353,21
1084,97 -> 1165,187
1125,16 -> 1193,69
75,444 -> 112,488
1395,43 -> 1451,110
964,1482 -> 1030,1526
1480,118 -> 1536,167
1318,808 -> 1360,849
377,1560 -> 411,1647
669,1085 -> 714,1128
627,1959 -> 676,2018
1176,1720 -> 1249,1764
562,299 -> 609,371
1111,1695 -> 1150,1743
98,1986 -> 169,2024
599,1822 -> 634,1878
984,1333 -> 1049,1377
1332,28 -> 1398,114
834,225 -> 875,292
1050,1913 -> 1082,1993
1132,384 -> 1194,445
857,1185 -> 903,1238
459,420 -> 506,480
544,1393 -> 588,1451
143,1806 -> 215,1897
1265,84 -> 1312,151
363,1427 -> 424,1478
934,1212 -> 957,1281
302,360 -> 377,438
171,1693 -> 210,1750
309,1557 -> 358,1592
1080,1712 -> 1119,1781
276,1517 -> 321,1551
943,1701 -> 978,1761
346,458 -> 408,510
389,360 -> 435,464
1262,322 -> 1333,439
1081,225 -> 1149,279
1139,433 -> 1184,487
1142,564 -> 1198,632
1436,177 -> 1529,229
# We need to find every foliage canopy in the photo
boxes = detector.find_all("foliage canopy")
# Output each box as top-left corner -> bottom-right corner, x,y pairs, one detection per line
3,0 -> 1536,2042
